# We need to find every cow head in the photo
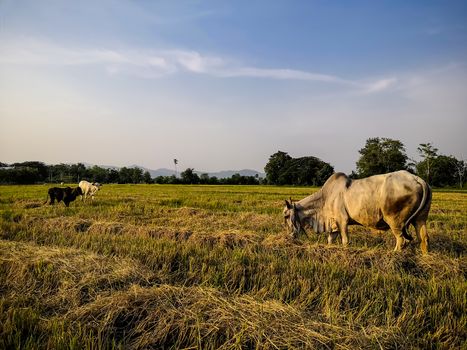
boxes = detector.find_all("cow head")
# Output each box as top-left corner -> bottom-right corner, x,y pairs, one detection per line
74,187 -> 83,196
283,199 -> 305,238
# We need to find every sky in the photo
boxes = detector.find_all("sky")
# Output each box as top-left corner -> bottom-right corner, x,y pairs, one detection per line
1,0 -> 466,174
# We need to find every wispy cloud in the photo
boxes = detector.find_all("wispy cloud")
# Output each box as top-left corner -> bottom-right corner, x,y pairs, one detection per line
215,67 -> 350,83
0,36 -> 396,93
362,78 -> 398,94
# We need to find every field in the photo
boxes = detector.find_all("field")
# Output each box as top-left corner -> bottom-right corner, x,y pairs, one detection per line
0,184 -> 466,349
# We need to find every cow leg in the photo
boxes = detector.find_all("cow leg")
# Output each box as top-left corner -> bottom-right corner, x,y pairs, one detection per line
340,224 -> 349,246
414,220 -> 429,255
327,231 -> 339,245
391,228 -> 405,251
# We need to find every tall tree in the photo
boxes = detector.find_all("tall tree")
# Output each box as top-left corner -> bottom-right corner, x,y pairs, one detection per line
173,159 -> 178,177
264,151 -> 292,185
356,137 -> 408,177
118,167 -> 143,184
417,154 -> 463,187
417,143 -> 439,184
431,155 -> 458,187
316,163 -> 335,185
88,165 -> 109,183
281,156 -> 333,186
454,159 -> 466,189
264,151 -> 333,186
143,171 -> 153,184
70,163 -> 88,182
180,168 -> 200,184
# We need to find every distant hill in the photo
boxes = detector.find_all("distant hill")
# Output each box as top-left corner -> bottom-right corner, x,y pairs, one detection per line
63,162 -> 264,179
97,164 -> 265,179
144,167 -> 264,179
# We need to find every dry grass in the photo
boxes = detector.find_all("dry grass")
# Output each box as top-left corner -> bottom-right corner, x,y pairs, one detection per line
0,184 -> 466,349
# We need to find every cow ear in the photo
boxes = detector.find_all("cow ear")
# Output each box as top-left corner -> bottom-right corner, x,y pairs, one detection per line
285,199 -> 292,209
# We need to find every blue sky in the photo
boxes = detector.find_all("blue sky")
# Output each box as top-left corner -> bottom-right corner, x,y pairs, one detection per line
1,0 -> 466,173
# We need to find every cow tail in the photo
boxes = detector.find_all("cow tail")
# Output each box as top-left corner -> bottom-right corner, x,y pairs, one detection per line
44,192 -> 49,205
403,177 -> 431,240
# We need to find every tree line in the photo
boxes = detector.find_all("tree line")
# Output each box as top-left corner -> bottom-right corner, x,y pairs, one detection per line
0,162 -> 261,185
1,138 -> 465,187
264,152 -> 334,186
0,162 -> 151,185
353,138 -> 465,188
264,138 -> 465,188
155,168 -> 261,185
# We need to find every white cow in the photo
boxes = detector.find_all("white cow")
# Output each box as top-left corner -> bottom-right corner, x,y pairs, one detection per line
283,171 -> 432,254
78,180 -> 101,202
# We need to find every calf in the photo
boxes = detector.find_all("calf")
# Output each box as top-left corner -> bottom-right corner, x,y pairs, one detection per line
79,180 -> 101,202
44,186 -> 83,207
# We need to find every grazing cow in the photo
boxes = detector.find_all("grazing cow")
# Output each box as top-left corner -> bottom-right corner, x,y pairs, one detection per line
78,180 -> 101,202
44,186 -> 83,207
283,171 -> 432,254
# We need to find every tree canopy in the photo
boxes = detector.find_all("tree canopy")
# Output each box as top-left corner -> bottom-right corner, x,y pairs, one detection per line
0,163 -> 152,185
264,151 -> 334,186
356,137 -> 409,178
416,144 -> 465,187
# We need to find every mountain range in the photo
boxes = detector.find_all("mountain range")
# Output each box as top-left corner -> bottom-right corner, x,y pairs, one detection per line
82,163 -> 265,179
134,166 -> 265,179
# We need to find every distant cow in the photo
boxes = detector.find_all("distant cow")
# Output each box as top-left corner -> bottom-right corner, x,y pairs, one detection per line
79,180 -> 101,202
44,186 -> 83,207
283,170 -> 432,254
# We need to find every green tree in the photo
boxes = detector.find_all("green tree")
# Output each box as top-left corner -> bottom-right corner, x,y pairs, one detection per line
316,163 -> 335,185
118,167 -> 143,184
208,176 -> 219,185
118,167 -> 132,184
265,151 -> 333,186
130,167 -> 144,184
356,137 -> 408,177
143,171 -> 153,184
11,161 -> 48,182
199,173 -> 210,184
70,163 -> 88,182
107,169 -> 120,183
280,157 -> 330,186
417,143 -> 439,185
88,165 -> 109,183
417,153 -> 463,187
0,167 -> 40,184
180,168 -> 200,184
166,175 -> 181,184
264,151 -> 293,185
431,155 -> 458,187
49,163 -> 71,183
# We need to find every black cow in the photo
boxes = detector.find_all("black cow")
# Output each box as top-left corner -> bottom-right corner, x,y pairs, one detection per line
44,186 -> 83,207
